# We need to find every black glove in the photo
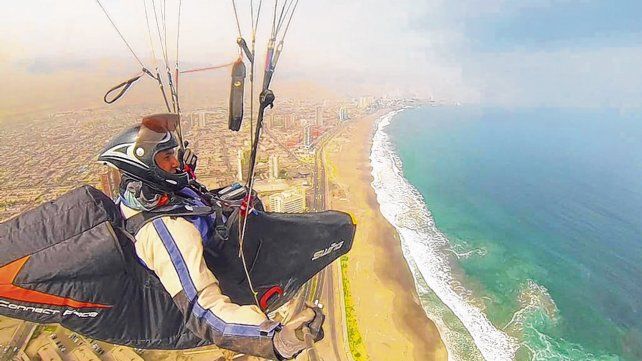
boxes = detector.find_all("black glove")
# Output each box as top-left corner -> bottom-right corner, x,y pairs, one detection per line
273,303 -> 325,360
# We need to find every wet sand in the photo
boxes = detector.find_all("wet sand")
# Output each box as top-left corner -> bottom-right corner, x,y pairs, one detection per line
325,111 -> 448,360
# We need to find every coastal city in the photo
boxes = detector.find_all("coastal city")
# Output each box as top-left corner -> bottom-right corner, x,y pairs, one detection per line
0,95 -> 422,361
0,95 -> 413,221
3,0 -> 641,360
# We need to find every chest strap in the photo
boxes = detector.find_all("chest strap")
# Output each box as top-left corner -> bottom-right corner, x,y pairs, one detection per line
124,206 -> 215,236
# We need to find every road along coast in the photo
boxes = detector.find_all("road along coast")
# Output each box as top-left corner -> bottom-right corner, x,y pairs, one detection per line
324,110 -> 447,361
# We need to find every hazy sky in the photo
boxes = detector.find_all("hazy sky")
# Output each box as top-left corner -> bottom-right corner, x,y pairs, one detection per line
2,0 -> 641,116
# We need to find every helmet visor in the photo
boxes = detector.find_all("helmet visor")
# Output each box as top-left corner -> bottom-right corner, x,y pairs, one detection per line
136,113 -> 180,147
142,113 -> 179,132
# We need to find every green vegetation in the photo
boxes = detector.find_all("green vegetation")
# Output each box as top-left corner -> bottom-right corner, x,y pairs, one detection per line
307,274 -> 319,303
31,326 -> 43,339
0,200 -> 16,211
340,255 -> 368,361
43,324 -> 58,333
24,325 -> 46,351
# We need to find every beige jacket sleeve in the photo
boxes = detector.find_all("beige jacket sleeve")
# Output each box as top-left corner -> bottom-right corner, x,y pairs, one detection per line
135,216 -> 267,325
126,208 -> 280,359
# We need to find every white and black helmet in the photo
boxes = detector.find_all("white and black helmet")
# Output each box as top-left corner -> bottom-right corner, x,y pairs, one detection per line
98,113 -> 188,193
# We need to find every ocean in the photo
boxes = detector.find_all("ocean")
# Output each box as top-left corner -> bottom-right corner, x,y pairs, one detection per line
369,106 -> 642,361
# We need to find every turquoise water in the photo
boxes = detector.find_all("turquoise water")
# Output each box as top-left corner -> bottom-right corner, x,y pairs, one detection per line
386,107 -> 642,360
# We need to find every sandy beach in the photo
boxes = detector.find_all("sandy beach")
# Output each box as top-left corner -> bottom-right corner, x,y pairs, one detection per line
325,110 -> 447,360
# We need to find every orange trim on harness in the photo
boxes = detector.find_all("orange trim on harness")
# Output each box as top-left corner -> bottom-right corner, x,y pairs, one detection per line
0,256 -> 112,309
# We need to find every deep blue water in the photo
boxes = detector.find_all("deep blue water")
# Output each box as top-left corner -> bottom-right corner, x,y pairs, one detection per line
387,107 -> 642,360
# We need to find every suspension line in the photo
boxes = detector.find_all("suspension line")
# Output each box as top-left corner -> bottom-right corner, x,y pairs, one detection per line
95,0 -> 146,69
151,0 -> 177,114
174,0 -> 182,113
231,0 -> 244,38
249,0 -> 263,144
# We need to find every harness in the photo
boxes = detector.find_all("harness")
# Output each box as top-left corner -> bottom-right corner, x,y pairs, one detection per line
121,184 -> 260,255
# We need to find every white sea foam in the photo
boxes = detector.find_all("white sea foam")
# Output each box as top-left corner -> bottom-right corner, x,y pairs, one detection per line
504,279 -> 559,334
369,109 -> 519,361
448,243 -> 488,260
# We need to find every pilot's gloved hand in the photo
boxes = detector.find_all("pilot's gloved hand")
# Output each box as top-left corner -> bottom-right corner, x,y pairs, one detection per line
273,303 -> 325,360
180,141 -> 198,178
304,301 -> 325,342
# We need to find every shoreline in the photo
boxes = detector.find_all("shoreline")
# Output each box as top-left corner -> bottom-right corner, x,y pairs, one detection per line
369,109 -> 517,361
325,110 -> 447,360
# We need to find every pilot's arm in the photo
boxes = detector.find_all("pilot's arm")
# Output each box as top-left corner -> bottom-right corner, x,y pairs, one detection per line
134,216 -> 323,360
135,216 -> 281,359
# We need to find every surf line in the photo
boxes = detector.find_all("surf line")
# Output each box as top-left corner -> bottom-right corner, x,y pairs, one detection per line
368,109 -> 519,361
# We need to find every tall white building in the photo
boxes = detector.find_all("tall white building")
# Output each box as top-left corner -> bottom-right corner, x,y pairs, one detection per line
285,114 -> 295,129
236,148 -> 244,181
268,188 -> 306,213
303,125 -> 312,149
338,107 -> 349,121
269,154 -> 279,179
357,96 -> 374,109
315,106 -> 324,126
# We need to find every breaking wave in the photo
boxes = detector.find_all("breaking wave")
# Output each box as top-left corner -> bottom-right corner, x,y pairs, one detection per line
369,109 -> 519,361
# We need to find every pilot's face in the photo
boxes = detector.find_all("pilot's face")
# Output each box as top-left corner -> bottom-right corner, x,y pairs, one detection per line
155,149 -> 180,174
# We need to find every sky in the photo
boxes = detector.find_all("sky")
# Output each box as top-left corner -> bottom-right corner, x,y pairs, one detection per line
1,0 -> 641,117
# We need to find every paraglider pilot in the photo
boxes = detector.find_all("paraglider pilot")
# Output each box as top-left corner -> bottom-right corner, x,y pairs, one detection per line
98,113 -> 324,360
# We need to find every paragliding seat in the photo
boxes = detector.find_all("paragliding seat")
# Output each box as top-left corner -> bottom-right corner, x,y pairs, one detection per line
0,185 -> 355,349
0,186 -> 207,348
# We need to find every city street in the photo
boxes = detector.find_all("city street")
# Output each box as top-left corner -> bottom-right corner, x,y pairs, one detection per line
298,121 -> 354,361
